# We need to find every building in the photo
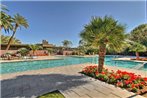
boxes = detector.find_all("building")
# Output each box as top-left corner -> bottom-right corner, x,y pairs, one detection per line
1,40 -> 54,50
0,40 -> 55,56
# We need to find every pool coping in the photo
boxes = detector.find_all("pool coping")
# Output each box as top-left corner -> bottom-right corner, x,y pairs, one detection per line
0,56 -> 63,63
0,58 -> 64,63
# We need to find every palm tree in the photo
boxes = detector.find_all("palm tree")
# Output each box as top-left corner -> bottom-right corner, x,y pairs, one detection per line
11,38 -> 21,44
0,35 -> 21,44
6,13 -> 29,50
129,42 -> 146,60
0,35 -> 10,44
46,48 -> 53,56
0,5 -> 13,32
29,44 -> 42,56
80,16 -> 126,72
62,40 -> 72,50
17,48 -> 29,56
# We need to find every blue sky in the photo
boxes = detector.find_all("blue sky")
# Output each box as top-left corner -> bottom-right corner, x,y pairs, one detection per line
2,1 -> 146,47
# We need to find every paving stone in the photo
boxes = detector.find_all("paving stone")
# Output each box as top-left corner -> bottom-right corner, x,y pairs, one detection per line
63,90 -> 81,98
70,87 -> 89,96
111,88 -> 134,98
1,88 -> 14,98
80,94 -> 92,98
87,90 -> 107,98
82,84 -> 96,91
107,93 -> 121,98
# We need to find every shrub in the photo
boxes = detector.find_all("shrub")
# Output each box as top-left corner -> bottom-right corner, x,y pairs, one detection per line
18,48 -> 29,56
81,65 -> 147,94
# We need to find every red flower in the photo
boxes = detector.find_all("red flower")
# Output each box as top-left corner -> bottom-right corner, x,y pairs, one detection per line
144,77 -> 147,81
131,84 -> 135,88
124,80 -> 131,85
141,81 -> 145,85
101,71 -> 105,75
95,71 -> 99,76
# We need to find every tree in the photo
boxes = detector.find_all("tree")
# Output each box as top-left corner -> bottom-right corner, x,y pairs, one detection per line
80,16 -> 126,72
129,42 -> 146,60
0,35 -> 21,44
46,48 -> 54,55
17,48 -> 29,56
29,44 -> 42,56
0,5 -> 13,32
129,24 -> 147,47
77,40 -> 87,55
6,13 -> 29,50
62,40 -> 72,50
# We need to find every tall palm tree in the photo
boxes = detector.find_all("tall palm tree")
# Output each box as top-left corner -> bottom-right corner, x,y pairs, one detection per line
0,5 -> 13,32
62,40 -> 72,50
80,16 -> 126,72
6,13 -> 29,50
129,42 -> 146,60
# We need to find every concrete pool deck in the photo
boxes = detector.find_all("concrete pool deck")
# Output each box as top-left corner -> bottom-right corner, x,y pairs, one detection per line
1,63 -> 146,98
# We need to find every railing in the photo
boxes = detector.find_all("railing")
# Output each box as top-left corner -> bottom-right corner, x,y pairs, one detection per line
133,62 -> 146,70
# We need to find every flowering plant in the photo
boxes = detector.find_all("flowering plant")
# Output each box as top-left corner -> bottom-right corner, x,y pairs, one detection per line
81,65 -> 147,94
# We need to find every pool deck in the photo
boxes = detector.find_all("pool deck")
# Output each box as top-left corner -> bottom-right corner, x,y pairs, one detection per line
1,63 -> 146,98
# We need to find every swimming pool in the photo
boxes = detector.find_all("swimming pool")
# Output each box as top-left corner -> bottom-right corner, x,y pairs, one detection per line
0,55 -> 145,74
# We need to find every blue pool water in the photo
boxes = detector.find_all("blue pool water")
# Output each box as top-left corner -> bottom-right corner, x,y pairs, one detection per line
0,55 -> 145,74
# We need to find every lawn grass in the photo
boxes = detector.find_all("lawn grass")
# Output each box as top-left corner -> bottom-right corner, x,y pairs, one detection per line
37,90 -> 65,98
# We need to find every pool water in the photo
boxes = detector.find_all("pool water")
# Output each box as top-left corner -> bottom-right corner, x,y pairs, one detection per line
0,55 -> 145,74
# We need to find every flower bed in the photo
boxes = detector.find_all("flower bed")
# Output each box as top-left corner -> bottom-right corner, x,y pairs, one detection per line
81,65 -> 147,95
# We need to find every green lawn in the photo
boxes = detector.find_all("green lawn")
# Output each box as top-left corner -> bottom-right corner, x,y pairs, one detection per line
37,90 -> 65,98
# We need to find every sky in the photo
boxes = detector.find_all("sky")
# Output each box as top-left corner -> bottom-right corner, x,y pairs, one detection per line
2,1 -> 147,47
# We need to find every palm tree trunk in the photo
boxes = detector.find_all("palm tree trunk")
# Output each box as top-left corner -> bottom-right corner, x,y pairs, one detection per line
98,44 -> 106,73
6,24 -> 18,50
33,50 -> 35,56
6,32 -> 16,50
136,52 -> 140,60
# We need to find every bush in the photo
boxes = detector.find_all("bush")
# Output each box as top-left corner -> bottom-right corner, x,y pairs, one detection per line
18,48 -> 29,56
81,65 -> 147,94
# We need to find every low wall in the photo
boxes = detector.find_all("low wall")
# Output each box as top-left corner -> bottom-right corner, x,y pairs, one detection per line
29,50 -> 48,56
0,50 -> 48,56
63,50 -> 73,55
0,50 -> 18,56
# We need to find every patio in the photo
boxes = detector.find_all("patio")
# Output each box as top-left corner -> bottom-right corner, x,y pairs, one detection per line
1,63 -> 145,98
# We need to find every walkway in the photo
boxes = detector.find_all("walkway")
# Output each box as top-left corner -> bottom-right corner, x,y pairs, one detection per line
1,64 -> 145,98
